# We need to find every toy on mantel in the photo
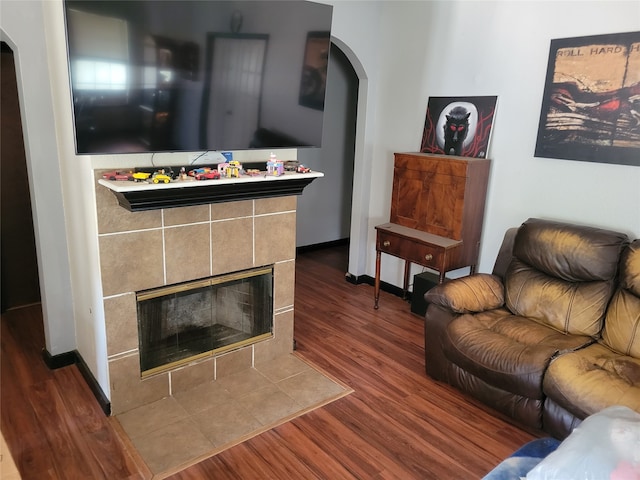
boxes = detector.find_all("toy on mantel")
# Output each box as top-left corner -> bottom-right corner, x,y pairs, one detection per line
266,152 -> 284,176
188,167 -> 220,180
217,160 -> 242,178
132,171 -> 151,182
284,161 -> 298,172
227,160 -> 242,178
217,162 -> 228,176
151,169 -> 171,184
102,170 -> 133,181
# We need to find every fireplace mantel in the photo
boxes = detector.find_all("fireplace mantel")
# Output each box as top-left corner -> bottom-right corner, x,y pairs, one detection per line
98,171 -> 323,211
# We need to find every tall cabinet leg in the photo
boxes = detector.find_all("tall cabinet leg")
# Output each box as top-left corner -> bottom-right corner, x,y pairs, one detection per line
403,260 -> 411,299
374,250 -> 381,309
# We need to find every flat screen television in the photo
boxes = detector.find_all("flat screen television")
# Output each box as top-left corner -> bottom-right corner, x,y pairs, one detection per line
63,0 -> 333,155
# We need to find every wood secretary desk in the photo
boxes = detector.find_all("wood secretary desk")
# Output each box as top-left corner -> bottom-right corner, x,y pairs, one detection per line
374,152 -> 491,309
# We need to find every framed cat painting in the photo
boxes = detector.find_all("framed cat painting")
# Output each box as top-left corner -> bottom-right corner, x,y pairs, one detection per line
420,96 -> 498,158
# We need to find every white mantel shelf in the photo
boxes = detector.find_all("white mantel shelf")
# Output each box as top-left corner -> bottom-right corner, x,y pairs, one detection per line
98,171 -> 324,212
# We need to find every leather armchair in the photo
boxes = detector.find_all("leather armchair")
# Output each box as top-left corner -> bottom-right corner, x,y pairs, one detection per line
424,218 -> 632,435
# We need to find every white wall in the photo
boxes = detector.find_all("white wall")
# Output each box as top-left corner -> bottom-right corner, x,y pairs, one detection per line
43,0 -> 111,394
2,0 -> 639,401
327,0 -> 640,288
0,1 -> 76,356
417,1 -> 640,275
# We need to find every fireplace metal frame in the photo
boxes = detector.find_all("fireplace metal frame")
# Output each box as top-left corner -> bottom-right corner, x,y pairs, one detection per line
136,265 -> 274,377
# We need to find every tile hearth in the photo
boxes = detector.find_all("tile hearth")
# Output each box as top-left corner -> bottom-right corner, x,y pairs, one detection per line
116,354 -> 351,477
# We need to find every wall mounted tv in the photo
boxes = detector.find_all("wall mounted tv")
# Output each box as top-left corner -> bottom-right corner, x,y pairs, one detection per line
63,0 -> 333,155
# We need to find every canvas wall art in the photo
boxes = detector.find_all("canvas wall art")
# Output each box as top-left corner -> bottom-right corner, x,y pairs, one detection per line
420,96 -> 498,158
535,31 -> 640,166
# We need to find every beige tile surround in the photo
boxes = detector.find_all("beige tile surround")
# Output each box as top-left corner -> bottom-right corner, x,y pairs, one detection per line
95,173 -> 298,415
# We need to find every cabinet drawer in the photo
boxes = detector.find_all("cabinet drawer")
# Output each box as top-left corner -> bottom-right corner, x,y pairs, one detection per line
377,232 -> 443,268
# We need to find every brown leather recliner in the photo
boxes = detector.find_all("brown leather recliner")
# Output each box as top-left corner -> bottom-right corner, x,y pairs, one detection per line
424,218 -> 633,437
541,238 -> 640,438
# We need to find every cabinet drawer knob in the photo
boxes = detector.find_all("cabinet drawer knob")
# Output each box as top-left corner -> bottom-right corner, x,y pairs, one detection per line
383,240 -> 391,247
425,254 -> 433,261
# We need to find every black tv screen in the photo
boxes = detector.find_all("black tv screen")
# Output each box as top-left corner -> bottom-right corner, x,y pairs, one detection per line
63,0 -> 333,154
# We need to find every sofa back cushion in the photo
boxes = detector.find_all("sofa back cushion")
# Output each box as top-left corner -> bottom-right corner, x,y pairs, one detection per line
601,239 -> 640,358
505,218 -> 629,336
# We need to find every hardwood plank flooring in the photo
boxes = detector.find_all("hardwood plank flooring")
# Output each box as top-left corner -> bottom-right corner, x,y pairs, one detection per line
1,305 -> 149,480
1,245 -> 541,479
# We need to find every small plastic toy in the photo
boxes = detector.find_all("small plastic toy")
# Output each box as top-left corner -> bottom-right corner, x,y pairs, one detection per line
194,170 -> 221,180
266,152 -> 284,176
226,160 -> 242,178
151,171 -> 171,184
132,172 -> 151,182
189,167 -> 214,178
296,164 -> 311,173
217,162 -> 229,176
102,170 -> 133,181
284,161 -> 298,172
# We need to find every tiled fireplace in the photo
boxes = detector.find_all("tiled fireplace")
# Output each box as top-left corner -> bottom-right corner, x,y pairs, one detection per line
96,173 -> 297,415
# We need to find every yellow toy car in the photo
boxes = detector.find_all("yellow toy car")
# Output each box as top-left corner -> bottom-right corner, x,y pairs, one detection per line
132,172 -> 151,182
151,172 -> 171,184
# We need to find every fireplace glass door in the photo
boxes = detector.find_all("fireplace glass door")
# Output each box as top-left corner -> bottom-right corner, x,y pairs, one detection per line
137,266 -> 273,376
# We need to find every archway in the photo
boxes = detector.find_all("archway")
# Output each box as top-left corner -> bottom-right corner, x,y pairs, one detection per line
1,41 -> 41,312
329,36 -> 371,279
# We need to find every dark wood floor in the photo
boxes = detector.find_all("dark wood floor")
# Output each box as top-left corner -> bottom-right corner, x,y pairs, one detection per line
1,245 -> 540,479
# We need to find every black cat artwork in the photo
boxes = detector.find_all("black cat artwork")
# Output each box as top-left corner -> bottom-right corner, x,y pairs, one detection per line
420,96 -> 497,158
443,106 -> 470,155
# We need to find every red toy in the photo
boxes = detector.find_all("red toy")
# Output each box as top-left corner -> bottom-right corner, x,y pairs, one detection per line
102,170 -> 133,181
194,170 -> 221,180
188,167 -> 221,180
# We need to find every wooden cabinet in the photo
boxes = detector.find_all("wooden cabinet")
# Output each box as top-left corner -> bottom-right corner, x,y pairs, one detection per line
374,153 -> 490,308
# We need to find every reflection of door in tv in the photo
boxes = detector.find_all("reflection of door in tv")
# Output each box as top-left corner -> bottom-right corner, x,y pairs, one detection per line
204,35 -> 267,149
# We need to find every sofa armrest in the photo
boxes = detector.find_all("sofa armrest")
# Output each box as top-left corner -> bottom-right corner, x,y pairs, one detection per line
425,273 -> 505,314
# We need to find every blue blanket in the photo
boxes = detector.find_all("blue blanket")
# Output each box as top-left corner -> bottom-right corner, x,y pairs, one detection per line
482,438 -> 561,480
